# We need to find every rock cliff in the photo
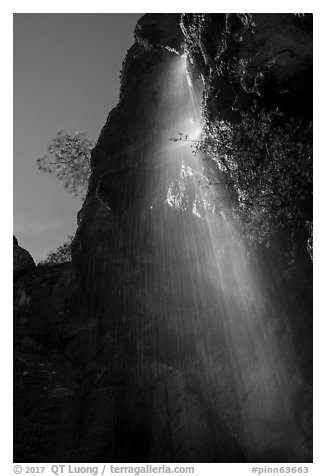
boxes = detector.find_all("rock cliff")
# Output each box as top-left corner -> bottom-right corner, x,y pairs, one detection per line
14,13 -> 312,463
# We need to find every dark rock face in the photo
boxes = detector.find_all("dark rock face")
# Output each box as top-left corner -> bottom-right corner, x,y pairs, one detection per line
14,263 -> 78,461
14,236 -> 36,280
14,13 -> 312,463
182,13 -> 312,123
135,13 -> 183,53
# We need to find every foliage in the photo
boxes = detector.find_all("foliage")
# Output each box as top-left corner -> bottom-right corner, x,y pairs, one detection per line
180,13 -> 312,262
37,130 -> 94,198
181,105 -> 312,255
38,236 -> 73,265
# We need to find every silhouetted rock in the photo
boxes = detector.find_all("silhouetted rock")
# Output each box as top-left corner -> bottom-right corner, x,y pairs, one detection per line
13,236 -> 36,280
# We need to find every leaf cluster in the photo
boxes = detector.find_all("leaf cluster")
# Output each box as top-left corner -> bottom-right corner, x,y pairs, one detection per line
196,105 -> 312,253
38,236 -> 73,265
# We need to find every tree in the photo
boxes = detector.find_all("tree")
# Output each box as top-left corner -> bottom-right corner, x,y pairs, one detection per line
37,129 -> 94,198
37,130 -> 94,265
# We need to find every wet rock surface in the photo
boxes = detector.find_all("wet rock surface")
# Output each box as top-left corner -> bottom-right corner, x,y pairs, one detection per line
182,13 -> 312,122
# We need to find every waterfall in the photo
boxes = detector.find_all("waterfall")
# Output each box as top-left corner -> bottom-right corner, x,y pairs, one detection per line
137,53 -> 305,461
73,49 -> 311,463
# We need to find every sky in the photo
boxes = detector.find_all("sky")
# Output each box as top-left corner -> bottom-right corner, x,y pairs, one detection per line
13,13 -> 142,261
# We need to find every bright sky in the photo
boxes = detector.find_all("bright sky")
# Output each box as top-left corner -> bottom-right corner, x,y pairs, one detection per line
13,13 -> 142,261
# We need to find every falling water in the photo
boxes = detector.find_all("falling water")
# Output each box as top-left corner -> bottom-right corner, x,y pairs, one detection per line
138,52 -> 305,461
73,50 -> 311,463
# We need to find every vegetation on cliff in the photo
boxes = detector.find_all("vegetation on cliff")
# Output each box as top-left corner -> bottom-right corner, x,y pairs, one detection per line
38,236 -> 73,265
195,106 -> 312,260
181,13 -> 312,263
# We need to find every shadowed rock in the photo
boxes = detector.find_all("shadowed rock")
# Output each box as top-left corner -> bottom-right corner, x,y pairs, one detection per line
14,236 -> 36,280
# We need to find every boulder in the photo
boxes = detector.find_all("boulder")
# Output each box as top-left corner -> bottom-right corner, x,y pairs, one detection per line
13,236 -> 36,280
